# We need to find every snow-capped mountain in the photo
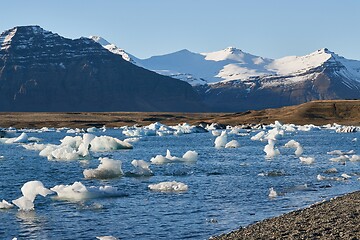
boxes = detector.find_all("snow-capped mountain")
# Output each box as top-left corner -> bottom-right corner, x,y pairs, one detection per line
89,36 -> 140,65
0,26 -> 204,112
91,37 -> 360,111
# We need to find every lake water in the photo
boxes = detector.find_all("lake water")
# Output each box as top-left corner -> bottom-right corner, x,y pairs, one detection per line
0,124 -> 359,240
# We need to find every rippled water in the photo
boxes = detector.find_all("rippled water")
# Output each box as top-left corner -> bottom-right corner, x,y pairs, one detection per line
0,127 -> 359,240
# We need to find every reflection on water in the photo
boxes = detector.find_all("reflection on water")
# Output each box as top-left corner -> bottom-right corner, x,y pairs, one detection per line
16,211 -> 48,239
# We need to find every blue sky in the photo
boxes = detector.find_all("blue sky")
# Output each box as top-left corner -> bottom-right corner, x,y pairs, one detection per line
1,0 -> 359,59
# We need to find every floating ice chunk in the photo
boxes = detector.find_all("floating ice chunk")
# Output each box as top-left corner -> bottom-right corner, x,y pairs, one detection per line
96,236 -> 118,240
251,131 -> 265,141
77,133 -> 95,157
268,187 -> 277,198
265,128 -> 284,140
225,140 -> 240,148
341,173 -> 351,179
51,182 -> 122,201
4,132 -> 29,144
299,156 -> 315,164
212,130 -> 222,136
264,139 -> 280,158
90,136 -> 133,152
13,133 -> 29,143
324,167 -> 338,173
20,180 -> 53,202
335,126 -> 357,133
327,150 -> 355,155
329,155 -> 349,162
12,180 -> 52,211
83,157 -> 123,179
12,196 -> 34,211
131,160 -> 153,176
49,145 -> 80,160
150,149 -> 198,164
22,143 -> 47,151
148,181 -> 188,192
317,174 -> 326,181
284,140 -> 303,157
317,174 -> 344,181
349,155 -> 360,162
0,199 -> 13,209
214,131 -> 227,148
352,138 -> 357,142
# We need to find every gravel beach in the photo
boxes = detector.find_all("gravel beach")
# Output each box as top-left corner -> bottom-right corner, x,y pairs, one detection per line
211,191 -> 360,240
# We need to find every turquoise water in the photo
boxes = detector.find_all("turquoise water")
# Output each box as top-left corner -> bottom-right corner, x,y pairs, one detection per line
0,127 -> 359,239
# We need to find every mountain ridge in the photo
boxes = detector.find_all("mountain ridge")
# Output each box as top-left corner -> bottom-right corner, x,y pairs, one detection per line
0,25 -> 205,112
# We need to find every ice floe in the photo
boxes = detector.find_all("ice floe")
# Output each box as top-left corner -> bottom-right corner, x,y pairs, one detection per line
83,157 -> 123,179
148,181 -> 188,192
150,149 -> 198,164
225,140 -> 240,148
24,133 -> 132,160
284,140 -> 303,157
51,182 -> 123,201
268,187 -> 278,198
299,156 -> 315,164
0,200 -> 13,209
131,160 -> 153,176
12,180 -> 52,211
264,139 -> 280,158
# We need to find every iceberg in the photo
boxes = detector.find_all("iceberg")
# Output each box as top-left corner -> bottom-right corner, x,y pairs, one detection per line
51,182 -> 123,201
264,139 -> 280,158
214,131 -> 227,148
12,180 -> 52,211
131,160 -> 153,176
225,140 -> 240,148
83,157 -> 123,179
150,149 -> 198,164
148,181 -> 188,192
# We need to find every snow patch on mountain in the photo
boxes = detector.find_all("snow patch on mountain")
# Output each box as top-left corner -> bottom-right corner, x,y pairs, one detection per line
0,28 -> 17,50
89,36 -> 139,64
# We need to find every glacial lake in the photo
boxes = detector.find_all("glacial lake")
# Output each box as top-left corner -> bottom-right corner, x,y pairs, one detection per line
0,123 -> 359,240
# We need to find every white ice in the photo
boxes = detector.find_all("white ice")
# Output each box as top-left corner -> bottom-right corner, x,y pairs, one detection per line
90,135 -> 133,152
150,149 -> 198,164
51,182 -> 121,201
148,181 -> 188,192
299,156 -> 315,164
250,131 -> 265,141
131,160 -> 153,176
268,187 -> 277,198
83,157 -> 123,179
225,140 -> 240,148
214,131 -> 227,148
12,180 -> 52,211
0,199 -> 13,209
264,139 -> 280,158
284,140 -> 303,157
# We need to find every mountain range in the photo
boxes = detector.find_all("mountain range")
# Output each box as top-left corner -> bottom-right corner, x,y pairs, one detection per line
92,36 -> 360,111
0,25 -> 359,113
0,26 -> 204,112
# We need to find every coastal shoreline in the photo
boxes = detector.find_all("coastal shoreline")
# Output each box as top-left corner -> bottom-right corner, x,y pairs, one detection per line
211,191 -> 360,239
0,100 -> 360,129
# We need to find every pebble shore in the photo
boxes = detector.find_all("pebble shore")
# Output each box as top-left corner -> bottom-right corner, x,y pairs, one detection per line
211,191 -> 360,240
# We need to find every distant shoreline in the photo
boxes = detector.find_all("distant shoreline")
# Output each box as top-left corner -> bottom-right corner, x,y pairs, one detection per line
0,100 -> 359,129
211,190 -> 360,239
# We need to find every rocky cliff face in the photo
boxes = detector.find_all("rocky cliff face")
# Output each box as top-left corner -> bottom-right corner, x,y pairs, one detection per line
0,26 -> 204,112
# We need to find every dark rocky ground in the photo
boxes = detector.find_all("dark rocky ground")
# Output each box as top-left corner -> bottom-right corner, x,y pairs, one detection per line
210,191 -> 360,240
